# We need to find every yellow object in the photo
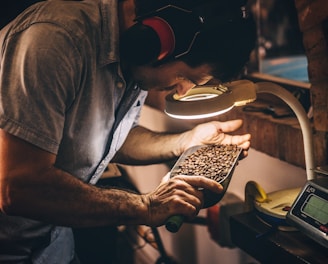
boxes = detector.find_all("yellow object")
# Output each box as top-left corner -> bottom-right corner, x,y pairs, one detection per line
254,187 -> 301,220
244,181 -> 302,230
244,181 -> 269,211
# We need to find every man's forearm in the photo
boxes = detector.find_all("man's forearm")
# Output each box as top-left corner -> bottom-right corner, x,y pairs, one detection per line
112,126 -> 186,165
1,165 -> 149,227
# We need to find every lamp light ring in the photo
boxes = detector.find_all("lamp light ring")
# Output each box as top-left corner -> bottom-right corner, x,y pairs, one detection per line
165,87 -> 235,117
165,80 -> 257,118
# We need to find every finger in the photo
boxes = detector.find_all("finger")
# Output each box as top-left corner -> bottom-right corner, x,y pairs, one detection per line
175,175 -> 224,193
160,172 -> 171,184
158,181 -> 204,216
167,194 -> 202,222
222,133 -> 251,148
214,119 -> 243,133
240,149 -> 249,159
168,187 -> 204,219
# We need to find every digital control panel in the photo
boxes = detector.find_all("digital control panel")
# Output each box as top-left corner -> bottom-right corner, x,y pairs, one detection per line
286,178 -> 328,248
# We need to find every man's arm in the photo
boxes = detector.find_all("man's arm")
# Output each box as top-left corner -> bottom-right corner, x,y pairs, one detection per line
0,129 -> 222,227
112,125 -> 182,165
112,119 -> 251,165
0,129 -> 150,227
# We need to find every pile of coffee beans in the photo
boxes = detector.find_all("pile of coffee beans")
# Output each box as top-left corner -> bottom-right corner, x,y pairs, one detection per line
173,144 -> 241,182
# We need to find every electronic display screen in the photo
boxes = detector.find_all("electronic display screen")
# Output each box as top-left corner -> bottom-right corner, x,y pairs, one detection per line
302,194 -> 328,224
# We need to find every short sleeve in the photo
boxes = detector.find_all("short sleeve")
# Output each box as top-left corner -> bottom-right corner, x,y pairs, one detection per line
0,23 -> 82,153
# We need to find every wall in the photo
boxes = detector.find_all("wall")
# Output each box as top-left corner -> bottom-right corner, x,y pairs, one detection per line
294,0 -> 328,166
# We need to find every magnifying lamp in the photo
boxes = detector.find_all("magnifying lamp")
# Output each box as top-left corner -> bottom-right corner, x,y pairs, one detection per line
165,80 -> 257,119
164,80 -> 316,232
165,79 -> 315,180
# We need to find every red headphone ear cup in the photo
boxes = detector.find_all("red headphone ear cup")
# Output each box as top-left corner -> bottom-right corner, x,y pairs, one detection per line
121,6 -> 201,65
120,23 -> 162,65
142,17 -> 175,61
120,17 -> 176,65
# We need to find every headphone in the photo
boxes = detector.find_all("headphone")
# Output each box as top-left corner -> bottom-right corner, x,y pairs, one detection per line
120,2 -> 249,65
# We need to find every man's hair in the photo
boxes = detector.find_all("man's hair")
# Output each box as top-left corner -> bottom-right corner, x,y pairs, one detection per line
135,0 -> 256,82
180,13 -> 256,82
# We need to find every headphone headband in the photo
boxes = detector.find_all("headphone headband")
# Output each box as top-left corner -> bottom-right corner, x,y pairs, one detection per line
121,3 -> 250,65
136,5 -> 203,61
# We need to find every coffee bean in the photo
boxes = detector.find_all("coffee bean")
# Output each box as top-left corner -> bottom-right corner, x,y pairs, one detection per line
173,144 -> 241,182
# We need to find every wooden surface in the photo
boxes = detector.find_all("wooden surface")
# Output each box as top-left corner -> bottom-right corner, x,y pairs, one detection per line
230,211 -> 328,264
218,99 -> 307,169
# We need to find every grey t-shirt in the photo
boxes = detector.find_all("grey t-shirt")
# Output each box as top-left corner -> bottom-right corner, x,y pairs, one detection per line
0,0 -> 147,262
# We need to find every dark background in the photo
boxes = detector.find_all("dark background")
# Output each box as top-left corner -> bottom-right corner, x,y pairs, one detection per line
1,1 -> 42,29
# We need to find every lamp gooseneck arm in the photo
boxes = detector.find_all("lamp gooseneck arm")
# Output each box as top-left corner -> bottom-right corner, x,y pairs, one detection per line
255,82 -> 315,180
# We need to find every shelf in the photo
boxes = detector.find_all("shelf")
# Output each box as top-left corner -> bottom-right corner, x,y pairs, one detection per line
230,211 -> 328,264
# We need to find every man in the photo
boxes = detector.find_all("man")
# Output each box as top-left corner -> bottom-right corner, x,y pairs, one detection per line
0,0 -> 256,262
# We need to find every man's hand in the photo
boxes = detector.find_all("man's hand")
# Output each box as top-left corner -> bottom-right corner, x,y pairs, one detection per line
142,174 -> 223,227
178,119 -> 250,158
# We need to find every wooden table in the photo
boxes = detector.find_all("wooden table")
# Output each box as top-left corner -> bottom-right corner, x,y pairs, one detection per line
230,211 -> 328,264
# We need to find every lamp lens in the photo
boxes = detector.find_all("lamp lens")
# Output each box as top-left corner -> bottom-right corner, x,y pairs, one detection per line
179,93 -> 218,101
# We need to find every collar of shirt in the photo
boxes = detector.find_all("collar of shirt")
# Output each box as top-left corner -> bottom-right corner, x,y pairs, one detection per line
98,0 -> 121,66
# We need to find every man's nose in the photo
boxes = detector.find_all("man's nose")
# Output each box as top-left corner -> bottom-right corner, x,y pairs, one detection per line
175,81 -> 196,97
